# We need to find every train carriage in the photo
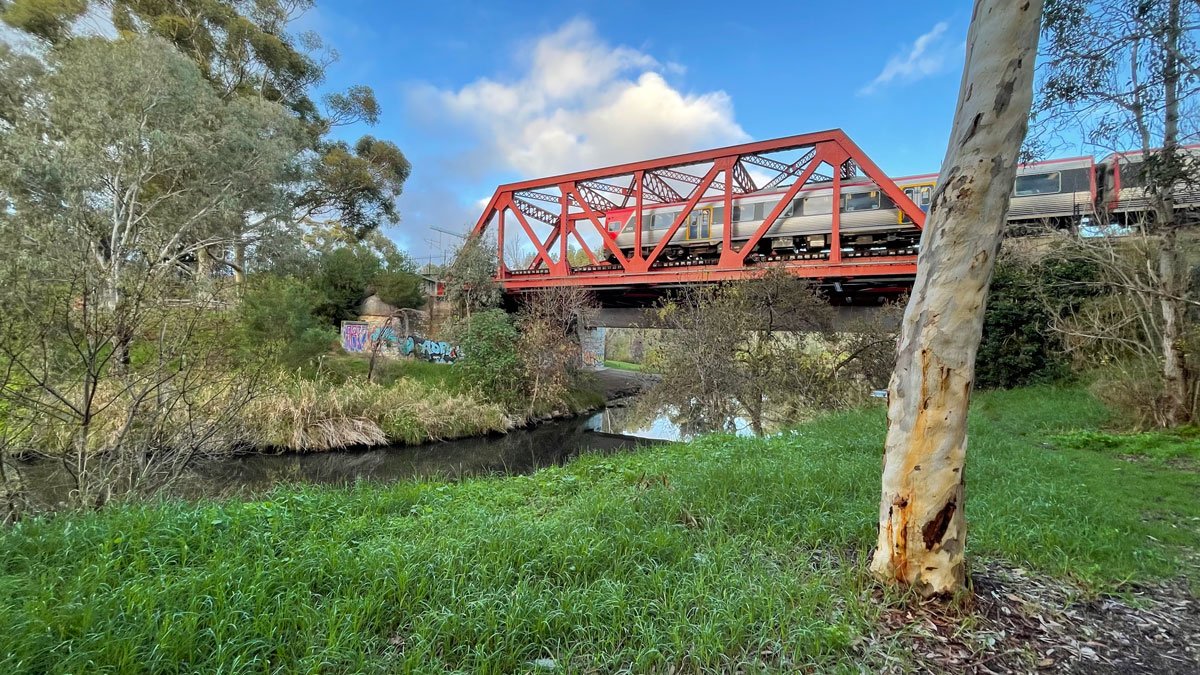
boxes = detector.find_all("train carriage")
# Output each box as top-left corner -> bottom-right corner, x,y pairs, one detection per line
1101,146 -> 1200,220
599,147 -> 1193,265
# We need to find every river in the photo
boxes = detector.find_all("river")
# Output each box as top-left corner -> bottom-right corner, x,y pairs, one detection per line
15,398 -> 755,506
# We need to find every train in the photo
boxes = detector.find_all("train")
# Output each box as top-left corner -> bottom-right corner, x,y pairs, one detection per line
601,147 -> 1200,263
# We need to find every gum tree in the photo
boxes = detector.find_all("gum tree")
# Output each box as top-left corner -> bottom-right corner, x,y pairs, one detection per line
1034,0 -> 1200,425
0,36 -> 301,507
2,0 -> 412,281
871,0 -> 1043,595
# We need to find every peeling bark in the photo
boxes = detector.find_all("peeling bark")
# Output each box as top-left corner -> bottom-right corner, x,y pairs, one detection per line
871,0 -> 1043,596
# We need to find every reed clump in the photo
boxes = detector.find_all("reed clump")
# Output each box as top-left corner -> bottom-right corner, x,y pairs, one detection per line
244,375 -> 513,451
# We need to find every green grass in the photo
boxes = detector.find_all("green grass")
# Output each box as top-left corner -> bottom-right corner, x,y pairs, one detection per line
315,353 -> 472,392
604,359 -> 646,372
1,386 -> 1197,672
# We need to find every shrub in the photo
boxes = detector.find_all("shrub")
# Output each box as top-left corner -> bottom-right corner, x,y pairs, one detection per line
976,248 -> 1096,389
447,309 -> 524,407
236,275 -> 335,369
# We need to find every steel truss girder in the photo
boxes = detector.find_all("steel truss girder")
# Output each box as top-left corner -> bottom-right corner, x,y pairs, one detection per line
642,172 -> 683,202
650,168 -> 736,195
511,197 -> 560,226
471,129 -> 926,290
732,160 -> 757,193
762,148 -> 819,190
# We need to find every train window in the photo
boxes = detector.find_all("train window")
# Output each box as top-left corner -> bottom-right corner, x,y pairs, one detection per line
753,202 -> 766,220
712,206 -> 724,224
731,205 -> 743,222
905,186 -> 933,209
802,194 -> 833,215
1014,172 -> 1061,196
687,210 -> 711,239
842,191 -> 880,212
782,200 -> 796,218
918,185 -> 932,207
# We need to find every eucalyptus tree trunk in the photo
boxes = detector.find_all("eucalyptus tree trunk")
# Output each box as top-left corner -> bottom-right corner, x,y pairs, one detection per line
871,0 -> 1043,596
1153,0 -> 1188,425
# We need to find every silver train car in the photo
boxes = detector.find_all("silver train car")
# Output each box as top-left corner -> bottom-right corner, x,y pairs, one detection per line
1102,146 -> 1200,220
602,149 -> 1198,262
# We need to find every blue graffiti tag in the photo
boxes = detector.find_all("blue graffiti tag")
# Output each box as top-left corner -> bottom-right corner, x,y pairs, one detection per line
401,335 -> 460,363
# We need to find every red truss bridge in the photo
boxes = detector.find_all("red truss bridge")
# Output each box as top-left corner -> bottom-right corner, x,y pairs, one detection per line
471,129 -> 927,299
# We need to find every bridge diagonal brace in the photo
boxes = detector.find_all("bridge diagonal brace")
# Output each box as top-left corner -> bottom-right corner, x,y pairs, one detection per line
511,197 -> 562,228
735,149 -> 828,262
503,196 -> 560,272
642,172 -> 683,203
644,159 -> 731,267
763,148 -> 819,190
732,160 -> 757,193
830,133 -> 925,230
564,183 -> 631,269
575,184 -> 618,212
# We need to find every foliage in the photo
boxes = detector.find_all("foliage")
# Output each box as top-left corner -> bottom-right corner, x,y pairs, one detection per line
314,354 -> 470,392
303,240 -> 424,326
235,275 -> 335,370
514,287 -> 599,415
444,234 -> 501,318
370,240 -> 425,310
647,270 -> 899,434
447,309 -> 524,407
310,246 -> 388,325
0,387 -> 1196,671
1044,234 -> 1200,425
2,0 -> 412,248
1034,0 -> 1200,425
976,246 -> 1098,389
0,36 -> 301,509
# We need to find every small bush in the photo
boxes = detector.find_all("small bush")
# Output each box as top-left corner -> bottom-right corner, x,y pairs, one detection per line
237,275 -> 336,369
447,309 -> 524,407
976,249 -> 1097,389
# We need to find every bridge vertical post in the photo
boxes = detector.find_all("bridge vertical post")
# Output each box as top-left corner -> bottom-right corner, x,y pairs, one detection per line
559,191 -> 569,274
721,163 -> 734,264
633,170 -> 645,267
830,165 -> 842,264
497,208 -> 506,275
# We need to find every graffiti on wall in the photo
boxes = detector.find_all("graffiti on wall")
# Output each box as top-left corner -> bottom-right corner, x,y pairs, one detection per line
340,320 -> 459,363
340,321 -> 370,353
403,336 -> 460,364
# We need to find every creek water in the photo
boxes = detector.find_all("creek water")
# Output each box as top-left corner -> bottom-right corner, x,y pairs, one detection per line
15,399 -> 754,506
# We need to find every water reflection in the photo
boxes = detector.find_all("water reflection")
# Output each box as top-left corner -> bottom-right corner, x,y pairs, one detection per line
586,402 -> 756,442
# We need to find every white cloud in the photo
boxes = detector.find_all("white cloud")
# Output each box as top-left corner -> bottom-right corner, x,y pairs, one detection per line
859,21 -> 953,96
411,19 -> 748,178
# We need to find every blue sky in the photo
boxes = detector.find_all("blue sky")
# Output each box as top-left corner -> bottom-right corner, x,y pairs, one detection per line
301,1 -> 974,260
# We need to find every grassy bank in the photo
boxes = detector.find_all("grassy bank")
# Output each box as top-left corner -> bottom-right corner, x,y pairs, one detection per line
603,358 -> 646,372
246,355 -> 606,451
1,387 -> 1197,672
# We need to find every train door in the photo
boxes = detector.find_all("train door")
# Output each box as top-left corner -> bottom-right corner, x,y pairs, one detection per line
898,183 -> 934,223
686,206 -> 712,240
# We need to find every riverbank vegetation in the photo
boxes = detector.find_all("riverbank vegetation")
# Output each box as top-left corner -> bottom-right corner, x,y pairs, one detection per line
0,7 -> 604,515
1,386 -> 1196,672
